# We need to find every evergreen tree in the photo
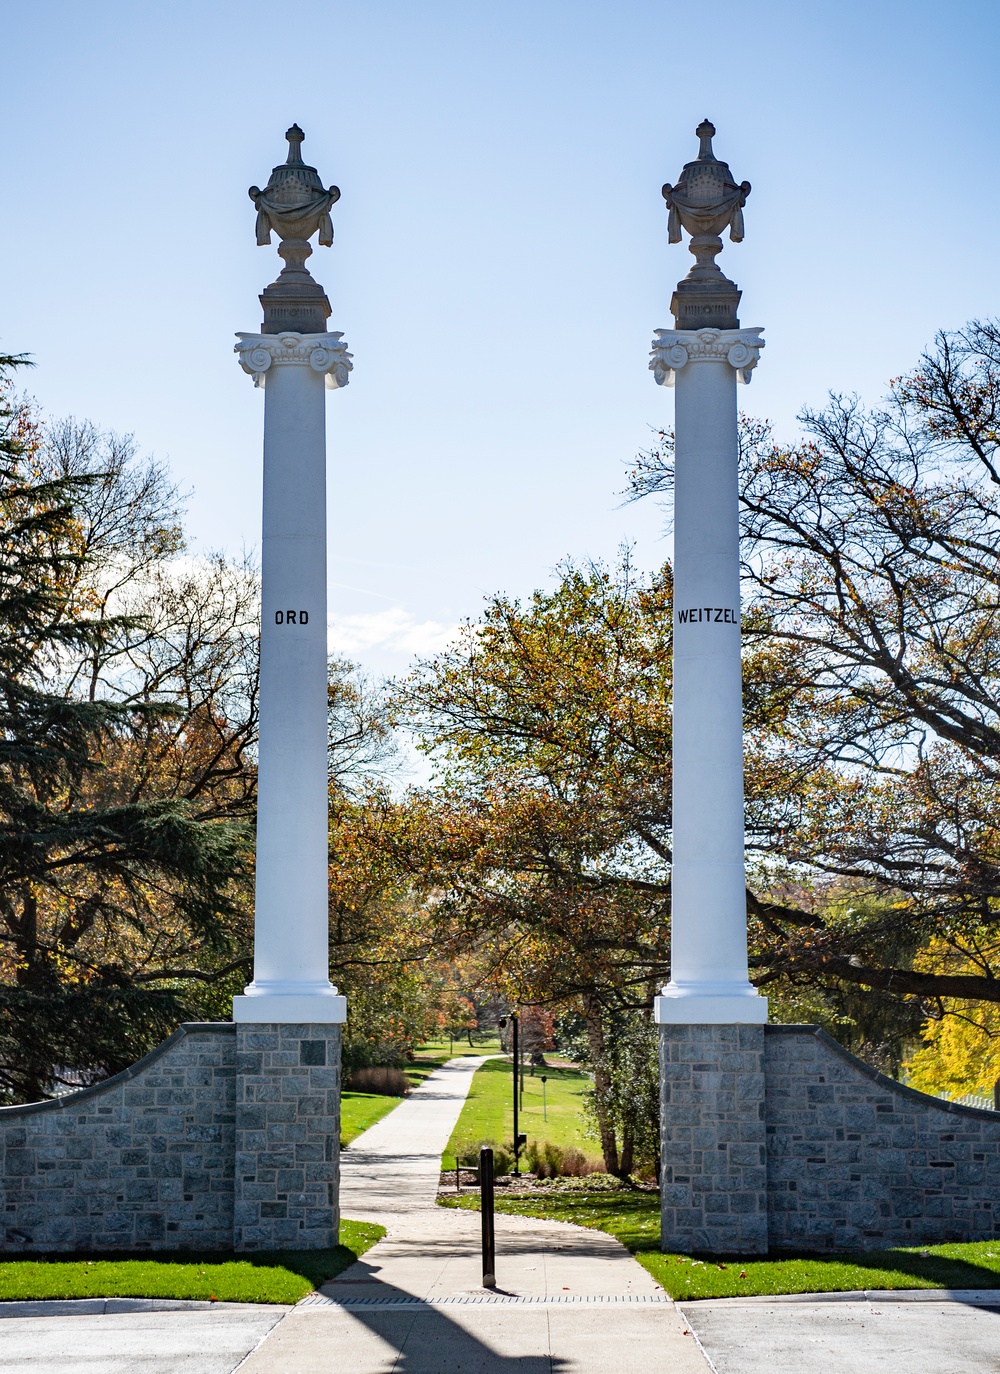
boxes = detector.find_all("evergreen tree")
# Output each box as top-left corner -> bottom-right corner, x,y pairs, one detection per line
0,357 -> 250,1102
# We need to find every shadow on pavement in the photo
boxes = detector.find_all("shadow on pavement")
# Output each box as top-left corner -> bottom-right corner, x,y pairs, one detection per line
394,1090 -> 473,1101
366,1231 -> 619,1260
322,1258 -> 568,1372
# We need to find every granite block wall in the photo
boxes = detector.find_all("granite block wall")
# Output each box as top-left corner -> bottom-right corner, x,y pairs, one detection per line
660,1022 -> 1000,1254
659,1023 -> 768,1254
765,1025 -> 1000,1252
0,1020 -> 343,1254
0,1024 -> 236,1252
234,1023 -> 341,1251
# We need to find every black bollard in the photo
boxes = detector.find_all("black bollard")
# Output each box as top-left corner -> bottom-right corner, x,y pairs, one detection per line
480,1145 -> 496,1289
511,1014 -> 520,1176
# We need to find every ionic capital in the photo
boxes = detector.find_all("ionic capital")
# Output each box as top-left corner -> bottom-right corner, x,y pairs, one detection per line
234,331 -> 353,390
650,326 -> 764,387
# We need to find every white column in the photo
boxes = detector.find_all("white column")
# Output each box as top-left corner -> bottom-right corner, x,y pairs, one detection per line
232,331 -> 352,1023
650,327 -> 768,1024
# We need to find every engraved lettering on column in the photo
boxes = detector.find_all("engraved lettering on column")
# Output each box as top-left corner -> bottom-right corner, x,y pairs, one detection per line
675,607 -> 739,624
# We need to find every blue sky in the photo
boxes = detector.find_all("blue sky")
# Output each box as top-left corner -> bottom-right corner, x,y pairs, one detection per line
2,1 -> 998,675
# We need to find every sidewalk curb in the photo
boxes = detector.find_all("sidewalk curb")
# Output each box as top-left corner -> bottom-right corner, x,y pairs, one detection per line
679,1288 -> 1000,1308
304,1292 -> 674,1308
0,1297 -> 292,1319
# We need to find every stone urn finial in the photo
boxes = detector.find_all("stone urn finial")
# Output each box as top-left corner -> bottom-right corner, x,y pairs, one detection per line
248,125 -> 340,250
249,125 -> 340,334
695,118 -> 716,160
284,123 -> 306,163
662,120 -> 751,329
662,118 -> 751,249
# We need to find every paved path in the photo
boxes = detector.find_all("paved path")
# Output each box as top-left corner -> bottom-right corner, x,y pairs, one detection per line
241,1054 -> 708,1372
0,1056 -> 703,1373
0,1304 -> 286,1373
680,1290 -> 1000,1373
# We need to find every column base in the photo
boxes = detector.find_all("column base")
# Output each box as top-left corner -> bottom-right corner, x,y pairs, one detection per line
233,993 -> 346,1023
655,991 -> 768,1024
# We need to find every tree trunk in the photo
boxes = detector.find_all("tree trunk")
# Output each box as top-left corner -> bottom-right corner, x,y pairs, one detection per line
583,993 -> 619,1175
619,1127 -> 635,1179
14,891 -> 40,986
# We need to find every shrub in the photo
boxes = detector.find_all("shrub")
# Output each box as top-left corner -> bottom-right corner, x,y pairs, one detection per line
546,1172 -> 632,1191
342,1040 -> 408,1073
454,1137 -> 514,1175
560,1147 -> 601,1177
526,1140 -> 561,1178
524,1139 -> 603,1178
345,1066 -> 410,1096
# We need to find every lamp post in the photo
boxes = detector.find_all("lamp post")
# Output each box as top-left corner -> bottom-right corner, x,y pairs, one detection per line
499,1014 -> 526,1176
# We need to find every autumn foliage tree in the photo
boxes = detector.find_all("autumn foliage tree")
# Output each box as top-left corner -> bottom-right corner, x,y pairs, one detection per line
357,318 -> 1000,1133
367,558 -> 675,1170
378,549 -> 825,1167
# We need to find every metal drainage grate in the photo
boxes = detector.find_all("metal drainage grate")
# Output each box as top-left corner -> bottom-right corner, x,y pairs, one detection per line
302,1293 -> 672,1308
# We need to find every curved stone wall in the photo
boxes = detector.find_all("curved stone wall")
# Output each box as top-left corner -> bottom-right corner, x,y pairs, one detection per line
660,1022 -> 1000,1255
0,1023 -> 236,1252
767,1024 -> 1000,1251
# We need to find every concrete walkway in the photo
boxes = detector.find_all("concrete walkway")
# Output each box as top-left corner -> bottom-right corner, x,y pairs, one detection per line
0,1304 -> 287,1373
241,1054 -> 709,1372
680,1290 -> 1000,1373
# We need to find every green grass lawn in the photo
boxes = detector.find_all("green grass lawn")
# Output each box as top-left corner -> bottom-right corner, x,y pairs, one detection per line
406,1037 -> 503,1093
414,1036 -> 502,1060
442,1057 -> 598,1171
440,1187 -> 1000,1299
0,1219 -> 385,1304
341,1092 -> 402,1146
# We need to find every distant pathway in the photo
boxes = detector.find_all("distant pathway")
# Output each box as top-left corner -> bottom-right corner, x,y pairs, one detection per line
339,1055 -> 489,1220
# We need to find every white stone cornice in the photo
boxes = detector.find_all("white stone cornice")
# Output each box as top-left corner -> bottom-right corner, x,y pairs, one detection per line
650,326 -> 764,387
235,331 -> 353,390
